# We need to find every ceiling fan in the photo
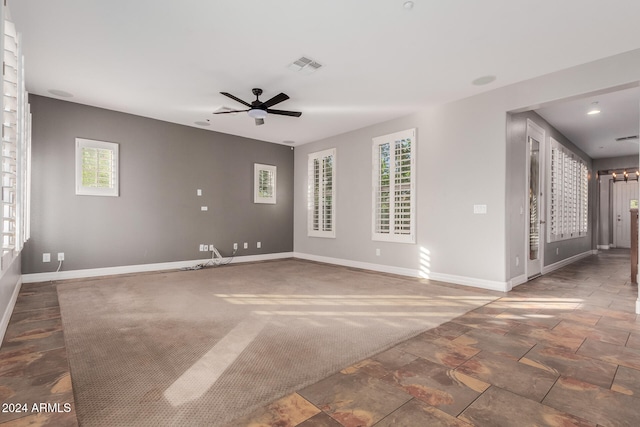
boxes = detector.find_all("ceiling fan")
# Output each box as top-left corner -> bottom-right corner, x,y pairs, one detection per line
214,88 -> 302,126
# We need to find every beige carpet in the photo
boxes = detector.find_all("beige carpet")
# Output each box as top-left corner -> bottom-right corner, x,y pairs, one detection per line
57,259 -> 499,426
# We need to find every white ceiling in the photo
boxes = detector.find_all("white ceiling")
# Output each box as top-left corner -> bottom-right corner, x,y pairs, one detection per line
536,86 -> 640,160
8,0 -> 640,146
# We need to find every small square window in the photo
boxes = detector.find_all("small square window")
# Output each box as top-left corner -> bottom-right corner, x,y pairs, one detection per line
254,163 -> 276,204
75,138 -> 119,197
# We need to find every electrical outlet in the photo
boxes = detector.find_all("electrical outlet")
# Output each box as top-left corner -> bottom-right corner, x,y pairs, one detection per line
233,243 -> 238,251
199,244 -> 204,251
203,245 -> 209,252
243,242 -> 248,249
515,256 -> 519,266
257,242 -> 261,249
197,189 -> 202,196
209,244 -> 214,251
376,248 -> 381,256
201,206 -> 208,211
43,253 -> 51,262
57,252 -> 65,261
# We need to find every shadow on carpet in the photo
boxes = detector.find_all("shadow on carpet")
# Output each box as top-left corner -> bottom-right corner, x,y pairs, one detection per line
57,259 -> 499,426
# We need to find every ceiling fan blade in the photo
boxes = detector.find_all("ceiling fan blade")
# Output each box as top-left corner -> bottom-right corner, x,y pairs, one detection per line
255,118 -> 265,126
213,109 -> 248,114
267,109 -> 302,117
262,93 -> 290,108
220,92 -> 251,107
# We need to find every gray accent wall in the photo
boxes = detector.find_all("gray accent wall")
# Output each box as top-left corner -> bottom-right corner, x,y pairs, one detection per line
295,49 -> 640,286
23,95 -> 293,274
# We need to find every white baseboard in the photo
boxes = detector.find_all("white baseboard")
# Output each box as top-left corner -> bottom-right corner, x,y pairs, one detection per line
508,274 -> 528,289
597,245 -> 610,250
293,252 -> 509,292
427,271 -> 509,292
21,252 -> 294,284
591,249 -> 599,255
0,277 -> 22,347
293,252 -> 419,277
542,250 -> 594,275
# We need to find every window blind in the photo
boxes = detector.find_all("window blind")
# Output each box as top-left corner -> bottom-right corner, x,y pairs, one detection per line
548,138 -> 589,242
372,129 -> 415,243
308,148 -> 335,238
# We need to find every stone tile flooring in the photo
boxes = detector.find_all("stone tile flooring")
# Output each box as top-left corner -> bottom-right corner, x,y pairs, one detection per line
0,281 -> 77,426
1,249 -> 639,426
231,250 -> 640,426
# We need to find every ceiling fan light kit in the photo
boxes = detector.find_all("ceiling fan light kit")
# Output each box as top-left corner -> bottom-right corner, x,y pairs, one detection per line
214,88 -> 302,126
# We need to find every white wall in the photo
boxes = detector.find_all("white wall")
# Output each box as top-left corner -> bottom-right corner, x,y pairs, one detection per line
294,48 -> 640,290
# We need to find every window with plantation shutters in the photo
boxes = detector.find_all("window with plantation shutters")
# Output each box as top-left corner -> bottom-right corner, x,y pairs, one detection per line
372,129 -> 415,243
254,163 -> 276,204
308,148 -> 335,238
548,137 -> 589,242
75,138 -> 119,197
2,14 -> 32,260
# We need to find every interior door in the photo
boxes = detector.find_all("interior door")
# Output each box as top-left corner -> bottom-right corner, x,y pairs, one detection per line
526,120 -> 545,278
613,180 -> 639,248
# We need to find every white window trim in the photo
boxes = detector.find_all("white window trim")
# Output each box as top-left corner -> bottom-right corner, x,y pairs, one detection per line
308,148 -> 336,238
254,163 -> 277,204
372,128 -> 416,244
75,138 -> 119,197
547,136 -> 589,242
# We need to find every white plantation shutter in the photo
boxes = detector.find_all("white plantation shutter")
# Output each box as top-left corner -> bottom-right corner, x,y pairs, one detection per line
308,148 -> 335,238
372,129 -> 415,243
2,19 -> 18,253
75,138 -> 119,197
548,137 -> 588,242
1,10 -> 32,264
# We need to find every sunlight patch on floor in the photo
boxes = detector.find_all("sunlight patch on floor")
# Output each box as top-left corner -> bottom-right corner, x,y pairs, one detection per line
163,316 -> 267,406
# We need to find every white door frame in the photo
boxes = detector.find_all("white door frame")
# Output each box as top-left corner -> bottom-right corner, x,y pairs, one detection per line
525,119 -> 546,279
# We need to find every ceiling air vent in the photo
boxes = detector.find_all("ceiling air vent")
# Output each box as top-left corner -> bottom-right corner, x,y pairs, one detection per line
615,135 -> 639,142
288,56 -> 322,73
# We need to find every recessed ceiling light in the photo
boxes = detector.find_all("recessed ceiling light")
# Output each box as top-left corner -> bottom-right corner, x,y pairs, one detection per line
48,89 -> 73,98
587,102 -> 601,115
471,75 -> 496,86
194,121 -> 210,127
403,1 -> 414,9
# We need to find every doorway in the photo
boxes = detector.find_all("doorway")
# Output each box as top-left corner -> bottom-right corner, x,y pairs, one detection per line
613,180 -> 639,248
526,120 -> 545,278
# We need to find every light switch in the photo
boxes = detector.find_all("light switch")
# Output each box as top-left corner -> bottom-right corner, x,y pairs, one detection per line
473,204 -> 487,214
197,189 -> 202,196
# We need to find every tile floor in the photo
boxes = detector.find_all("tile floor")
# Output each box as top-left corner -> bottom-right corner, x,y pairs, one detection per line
1,249 -> 639,426
230,250 -> 640,427
0,282 -> 77,426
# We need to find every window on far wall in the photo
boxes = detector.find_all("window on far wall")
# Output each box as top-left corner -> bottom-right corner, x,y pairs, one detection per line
308,148 -> 336,238
372,128 -> 416,243
254,163 -> 276,204
75,138 -> 119,197
548,137 -> 589,242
